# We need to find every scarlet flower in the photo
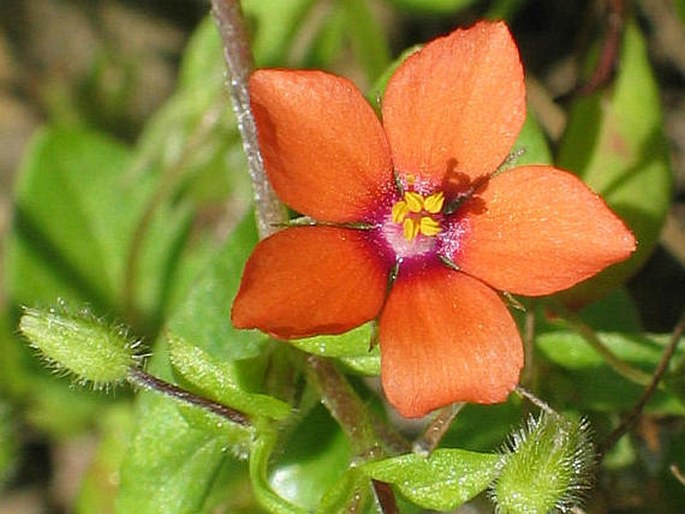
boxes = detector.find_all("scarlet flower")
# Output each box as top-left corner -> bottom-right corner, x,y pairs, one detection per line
231,21 -> 635,418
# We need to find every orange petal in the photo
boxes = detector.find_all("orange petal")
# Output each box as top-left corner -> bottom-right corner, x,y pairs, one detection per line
455,166 -> 637,296
379,267 -> 522,418
250,70 -> 393,223
382,21 -> 525,187
232,226 -> 389,339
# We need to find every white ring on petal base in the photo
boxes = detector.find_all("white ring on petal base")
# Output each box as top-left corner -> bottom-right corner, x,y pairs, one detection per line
381,214 -> 437,259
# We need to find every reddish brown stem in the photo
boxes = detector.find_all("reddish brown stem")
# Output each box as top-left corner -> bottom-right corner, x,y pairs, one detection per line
566,0 -> 626,99
128,367 -> 250,426
598,310 -> 685,459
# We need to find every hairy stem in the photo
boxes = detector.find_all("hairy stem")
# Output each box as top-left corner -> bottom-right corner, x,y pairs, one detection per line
413,403 -> 464,455
305,355 -> 381,458
127,367 -> 250,426
210,0 -> 287,237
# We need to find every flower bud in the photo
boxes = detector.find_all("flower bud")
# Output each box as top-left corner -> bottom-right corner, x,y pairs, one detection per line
490,413 -> 595,513
19,302 -> 140,388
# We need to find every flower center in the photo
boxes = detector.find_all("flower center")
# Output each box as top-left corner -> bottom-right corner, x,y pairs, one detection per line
390,191 -> 445,241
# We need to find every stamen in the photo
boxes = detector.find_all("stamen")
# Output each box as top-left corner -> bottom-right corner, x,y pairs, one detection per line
419,216 -> 441,237
391,201 -> 409,224
404,191 -> 424,213
423,191 -> 445,214
403,218 -> 420,240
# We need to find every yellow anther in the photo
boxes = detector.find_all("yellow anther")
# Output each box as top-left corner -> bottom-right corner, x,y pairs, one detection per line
404,191 -> 424,213
419,216 -> 442,237
403,218 -> 420,241
423,191 -> 445,214
391,200 -> 409,224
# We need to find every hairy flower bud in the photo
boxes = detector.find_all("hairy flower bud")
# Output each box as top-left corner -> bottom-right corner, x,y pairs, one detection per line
19,302 -> 141,388
490,413 -> 596,513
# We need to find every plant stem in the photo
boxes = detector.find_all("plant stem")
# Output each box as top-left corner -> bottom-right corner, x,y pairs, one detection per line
597,310 -> 685,458
515,386 -> 559,417
550,301 -> 653,385
372,480 -> 399,514
127,367 -> 250,426
305,355 -> 381,458
413,403 -> 464,455
209,4 -> 401,510
210,0 -> 288,238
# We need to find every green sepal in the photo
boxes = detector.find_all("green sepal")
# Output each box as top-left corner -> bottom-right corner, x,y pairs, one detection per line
491,413 -> 595,513
19,302 -> 138,387
361,449 -> 501,511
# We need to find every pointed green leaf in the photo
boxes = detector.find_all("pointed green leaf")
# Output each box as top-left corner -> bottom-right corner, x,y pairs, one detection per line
361,449 -> 501,511
557,21 -> 672,303
168,215 -> 266,360
536,331 -> 685,414
6,127 -> 133,309
5,126 -> 192,325
116,359 -> 243,514
168,333 -> 290,420
290,323 -> 380,375
513,110 -> 552,166
117,213 -> 272,510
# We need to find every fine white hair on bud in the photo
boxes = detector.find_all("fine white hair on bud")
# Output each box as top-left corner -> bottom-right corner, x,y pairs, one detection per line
19,300 -> 143,389
490,412 -> 596,514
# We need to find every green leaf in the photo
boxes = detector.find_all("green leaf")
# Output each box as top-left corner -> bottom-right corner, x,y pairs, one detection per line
317,468 -> 371,514
242,0 -> 315,66
168,215 -> 266,361
75,404 -> 134,514
251,428 -> 309,514
361,449 -> 501,511
388,0 -> 478,14
513,110 -> 552,166
5,126 -> 192,327
269,405 -> 352,511
536,331 -> 685,414
575,287 -> 642,332
0,402 -> 17,486
116,357 -> 242,514
556,21 -> 672,303
290,323 -> 374,358
168,333 -> 290,420
117,216 -> 271,510
289,323 -> 380,375
6,127 -> 133,310
368,45 -> 421,107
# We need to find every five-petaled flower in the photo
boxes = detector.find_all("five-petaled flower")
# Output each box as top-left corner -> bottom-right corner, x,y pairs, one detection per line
231,21 -> 635,418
